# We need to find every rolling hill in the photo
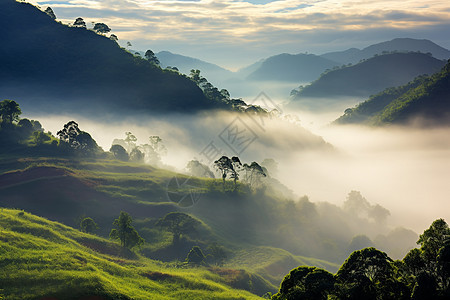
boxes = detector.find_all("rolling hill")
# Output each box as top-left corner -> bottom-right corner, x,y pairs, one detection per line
0,208 -> 266,299
246,53 -> 338,82
321,38 -> 450,64
290,52 -> 447,103
334,60 -> 450,126
0,0 -> 229,115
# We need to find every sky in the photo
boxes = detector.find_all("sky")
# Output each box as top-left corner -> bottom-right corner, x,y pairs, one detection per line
29,0 -> 450,69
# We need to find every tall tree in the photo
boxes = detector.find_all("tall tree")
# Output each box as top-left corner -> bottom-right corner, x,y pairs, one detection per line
109,212 -> 144,249
144,50 -> 160,65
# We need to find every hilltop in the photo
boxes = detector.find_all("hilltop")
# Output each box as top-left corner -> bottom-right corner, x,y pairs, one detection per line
0,0 -> 235,115
334,60 -> 450,126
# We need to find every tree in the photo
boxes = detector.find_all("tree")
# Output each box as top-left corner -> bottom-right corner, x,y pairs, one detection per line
157,212 -> 200,244
110,144 -> 129,161
214,156 -> 234,188
73,17 -> 86,28
124,131 -> 137,152
109,212 -> 144,249
0,100 -> 21,124
57,121 -> 100,156
110,34 -> 118,42
186,246 -> 205,264
368,204 -> 390,225
93,23 -> 111,34
273,266 -> 335,300
44,7 -> 56,20
241,161 -> 266,188
417,218 -> 450,262
80,217 -> 98,234
186,160 -> 215,178
144,50 -> 160,65
129,148 -> 145,163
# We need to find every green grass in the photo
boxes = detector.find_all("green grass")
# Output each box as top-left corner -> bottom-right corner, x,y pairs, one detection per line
0,208 -> 263,300
226,246 -> 339,287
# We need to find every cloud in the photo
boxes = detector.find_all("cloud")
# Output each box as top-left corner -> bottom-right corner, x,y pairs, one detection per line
31,0 -> 450,68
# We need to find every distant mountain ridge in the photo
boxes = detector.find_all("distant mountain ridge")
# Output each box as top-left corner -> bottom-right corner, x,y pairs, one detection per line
321,38 -> 450,64
245,53 -> 338,82
290,52 -> 447,103
156,51 -> 234,86
334,60 -> 450,126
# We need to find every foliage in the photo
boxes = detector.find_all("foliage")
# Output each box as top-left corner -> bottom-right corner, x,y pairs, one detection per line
57,121 -> 101,156
186,160 -> 215,178
109,211 -> 144,249
73,17 -> 86,28
80,217 -> 99,234
0,99 -> 21,124
156,212 -> 200,245
93,22 -> 111,34
145,49 -> 160,65
110,144 -> 129,161
44,7 -> 56,19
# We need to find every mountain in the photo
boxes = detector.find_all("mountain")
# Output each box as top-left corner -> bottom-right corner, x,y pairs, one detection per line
246,53 -> 338,82
0,1 -> 227,115
290,52 -> 446,102
156,51 -> 234,86
321,38 -> 450,64
334,60 -> 450,126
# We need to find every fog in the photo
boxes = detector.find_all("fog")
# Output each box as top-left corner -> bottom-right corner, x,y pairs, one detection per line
30,105 -> 450,234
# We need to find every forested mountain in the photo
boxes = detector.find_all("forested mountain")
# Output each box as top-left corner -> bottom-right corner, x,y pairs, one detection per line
290,52 -> 446,102
246,53 -> 338,82
321,38 -> 450,64
335,60 -> 450,125
0,1 -> 232,114
156,51 -> 234,86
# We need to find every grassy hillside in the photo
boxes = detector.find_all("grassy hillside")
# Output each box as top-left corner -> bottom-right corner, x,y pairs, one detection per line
0,208 -> 267,300
334,60 -> 450,125
291,52 -> 446,101
0,0 -> 229,114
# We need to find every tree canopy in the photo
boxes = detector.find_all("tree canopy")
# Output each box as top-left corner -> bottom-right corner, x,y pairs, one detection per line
109,211 -> 144,249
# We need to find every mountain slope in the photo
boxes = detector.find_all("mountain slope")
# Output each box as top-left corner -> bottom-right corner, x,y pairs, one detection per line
334,60 -> 450,125
0,1 -> 223,114
321,38 -> 450,64
156,51 -> 234,85
246,53 -> 338,82
291,52 -> 446,101
0,208 -> 263,300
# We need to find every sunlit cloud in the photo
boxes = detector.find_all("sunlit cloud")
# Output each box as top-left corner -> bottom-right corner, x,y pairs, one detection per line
30,0 -> 450,68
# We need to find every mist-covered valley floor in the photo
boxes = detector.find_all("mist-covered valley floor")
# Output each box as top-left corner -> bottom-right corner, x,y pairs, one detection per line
31,102 -> 450,235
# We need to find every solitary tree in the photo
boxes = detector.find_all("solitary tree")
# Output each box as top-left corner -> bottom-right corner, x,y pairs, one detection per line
110,34 -> 118,42
73,17 -> 86,28
0,99 -> 21,124
144,50 -> 160,65
157,212 -> 200,245
109,211 -> 144,249
57,121 -> 100,156
93,23 -> 111,34
110,144 -> 129,161
80,217 -> 98,234
214,156 -> 234,188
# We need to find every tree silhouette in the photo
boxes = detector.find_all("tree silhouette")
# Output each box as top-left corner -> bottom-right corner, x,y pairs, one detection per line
0,99 -> 21,124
